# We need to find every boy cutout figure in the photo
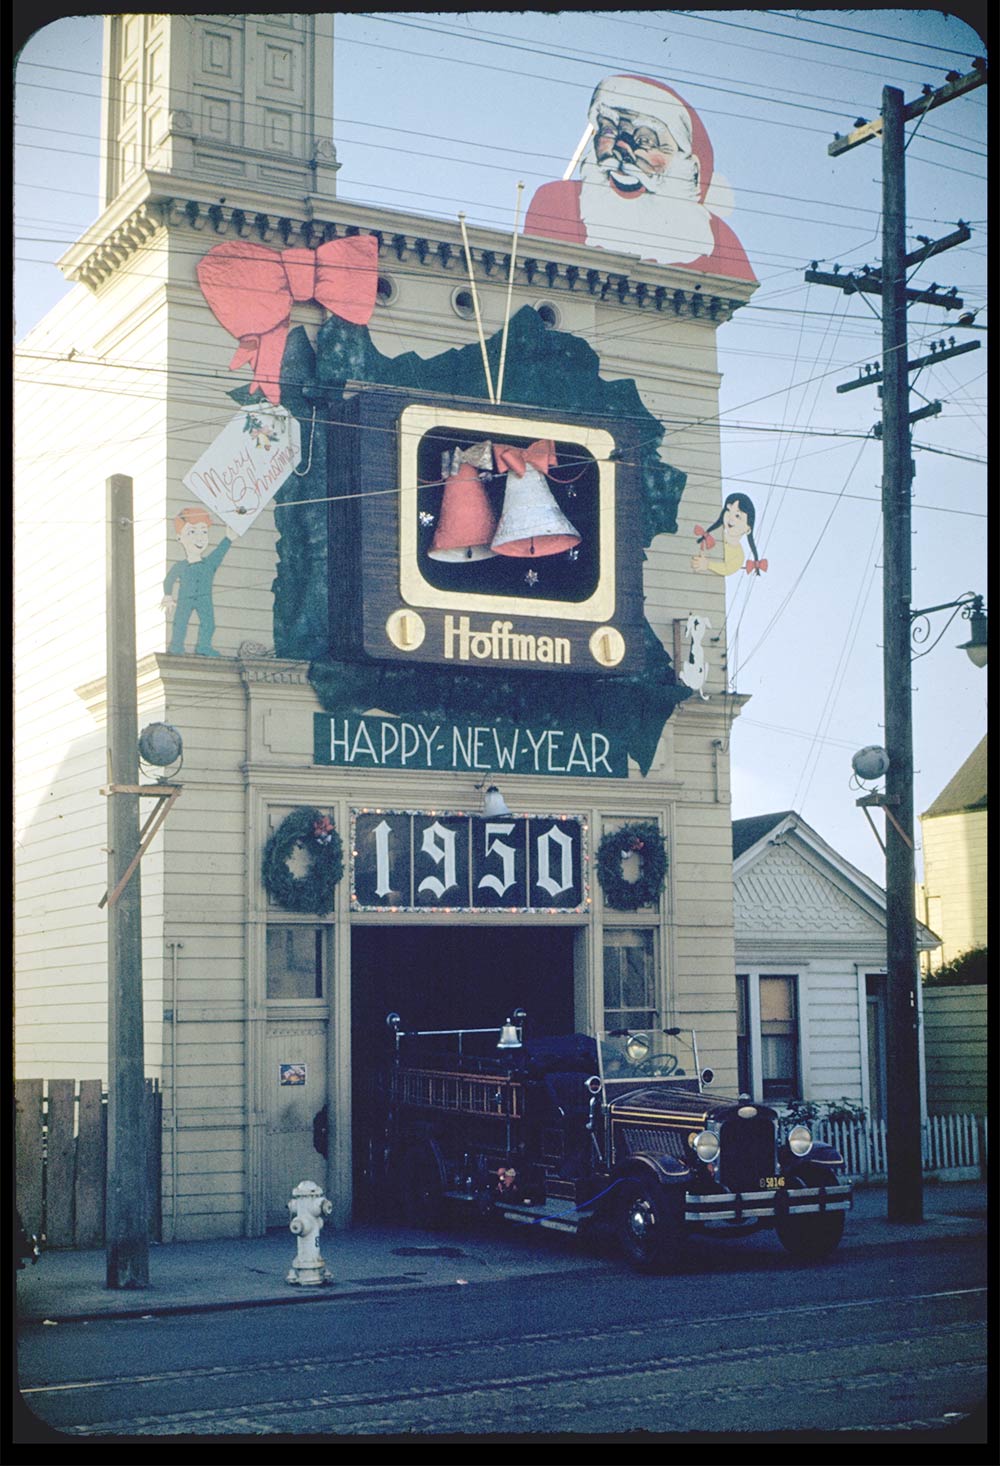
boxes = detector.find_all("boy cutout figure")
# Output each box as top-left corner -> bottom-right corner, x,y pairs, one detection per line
162,506 -> 232,655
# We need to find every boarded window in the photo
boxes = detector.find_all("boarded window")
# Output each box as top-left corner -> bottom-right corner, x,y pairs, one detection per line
266,926 -> 324,1000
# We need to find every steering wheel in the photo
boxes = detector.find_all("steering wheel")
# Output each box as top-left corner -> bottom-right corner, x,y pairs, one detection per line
653,1052 -> 679,1077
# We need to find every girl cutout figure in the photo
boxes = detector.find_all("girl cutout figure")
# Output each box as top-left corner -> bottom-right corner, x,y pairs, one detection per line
692,493 -> 767,577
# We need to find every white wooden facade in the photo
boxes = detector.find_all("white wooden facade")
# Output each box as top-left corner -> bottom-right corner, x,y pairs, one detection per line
733,812 -> 937,1120
15,14 -> 758,1238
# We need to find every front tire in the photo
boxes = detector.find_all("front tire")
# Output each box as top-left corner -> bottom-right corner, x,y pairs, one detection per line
615,1176 -> 682,1273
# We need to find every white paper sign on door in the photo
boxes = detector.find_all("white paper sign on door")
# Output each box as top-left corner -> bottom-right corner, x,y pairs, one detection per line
183,407 -> 302,536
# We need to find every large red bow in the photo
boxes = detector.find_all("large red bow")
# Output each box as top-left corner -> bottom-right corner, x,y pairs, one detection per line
493,440 -> 558,476
745,558 -> 768,574
694,524 -> 716,549
196,235 -> 379,405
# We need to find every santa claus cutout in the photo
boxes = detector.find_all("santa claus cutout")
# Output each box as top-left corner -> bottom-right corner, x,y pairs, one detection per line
524,74 -> 755,282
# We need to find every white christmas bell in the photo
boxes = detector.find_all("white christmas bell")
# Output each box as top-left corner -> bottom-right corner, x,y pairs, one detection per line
490,440 -> 580,559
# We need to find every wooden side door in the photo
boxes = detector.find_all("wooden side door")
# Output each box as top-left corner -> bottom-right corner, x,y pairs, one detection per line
263,1020 -> 328,1227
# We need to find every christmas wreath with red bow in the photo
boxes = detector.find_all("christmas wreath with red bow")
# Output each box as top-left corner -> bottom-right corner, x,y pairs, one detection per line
262,807 -> 343,915
596,821 -> 668,911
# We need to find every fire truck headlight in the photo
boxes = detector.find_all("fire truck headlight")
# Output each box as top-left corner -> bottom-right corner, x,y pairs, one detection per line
692,1130 -> 720,1163
788,1125 -> 813,1157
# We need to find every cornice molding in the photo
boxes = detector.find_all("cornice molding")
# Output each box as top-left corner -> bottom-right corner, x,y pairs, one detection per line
76,651 -> 251,723
60,202 -> 162,292
57,177 -> 756,324
675,691 -> 750,724
239,656 -> 314,688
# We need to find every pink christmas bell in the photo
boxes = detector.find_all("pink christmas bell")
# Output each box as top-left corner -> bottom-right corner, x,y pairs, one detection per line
428,441 -> 497,562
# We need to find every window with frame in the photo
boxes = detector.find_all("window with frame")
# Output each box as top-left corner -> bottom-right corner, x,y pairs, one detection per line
735,974 -> 751,1095
759,974 -> 799,1101
603,928 -> 657,1030
266,925 -> 325,1000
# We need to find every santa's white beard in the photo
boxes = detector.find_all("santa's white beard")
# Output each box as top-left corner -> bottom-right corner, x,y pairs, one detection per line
578,155 -> 715,265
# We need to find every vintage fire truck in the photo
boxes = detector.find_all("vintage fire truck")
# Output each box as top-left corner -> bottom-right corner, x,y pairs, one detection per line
382,1011 -> 852,1271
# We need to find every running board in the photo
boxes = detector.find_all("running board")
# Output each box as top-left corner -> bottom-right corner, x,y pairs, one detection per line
499,1197 -> 592,1233
443,1189 -> 593,1231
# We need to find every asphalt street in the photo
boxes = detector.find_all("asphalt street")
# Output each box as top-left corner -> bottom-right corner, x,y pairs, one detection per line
14,1180 -> 990,1445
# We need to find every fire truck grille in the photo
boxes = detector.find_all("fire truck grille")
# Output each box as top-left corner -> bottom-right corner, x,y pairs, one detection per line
718,1115 -> 777,1192
618,1126 -> 689,1162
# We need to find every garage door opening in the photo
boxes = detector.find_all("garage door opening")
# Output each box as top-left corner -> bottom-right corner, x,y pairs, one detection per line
350,925 -> 577,1220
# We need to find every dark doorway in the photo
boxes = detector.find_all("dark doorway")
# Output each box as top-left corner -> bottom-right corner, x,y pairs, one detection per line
866,973 -> 888,1123
350,925 -> 576,1220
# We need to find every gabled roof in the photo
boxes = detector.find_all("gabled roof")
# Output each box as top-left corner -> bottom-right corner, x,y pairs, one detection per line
921,736 -> 987,818
732,809 -> 938,949
732,811 -> 795,860
733,810 -> 885,904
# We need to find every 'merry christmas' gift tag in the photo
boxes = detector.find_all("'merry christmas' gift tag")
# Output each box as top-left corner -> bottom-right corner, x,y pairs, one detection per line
182,408 -> 301,536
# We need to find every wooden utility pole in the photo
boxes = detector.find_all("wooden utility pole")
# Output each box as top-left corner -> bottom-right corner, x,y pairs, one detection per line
810,61 -> 986,1224
105,474 -> 149,1287
878,85 -> 923,1224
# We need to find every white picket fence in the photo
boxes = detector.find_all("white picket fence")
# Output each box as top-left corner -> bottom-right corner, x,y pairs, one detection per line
814,1113 -> 987,1180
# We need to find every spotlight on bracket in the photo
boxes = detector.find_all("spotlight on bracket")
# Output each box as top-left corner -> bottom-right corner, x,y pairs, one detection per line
851,745 -> 890,783
138,722 -> 184,778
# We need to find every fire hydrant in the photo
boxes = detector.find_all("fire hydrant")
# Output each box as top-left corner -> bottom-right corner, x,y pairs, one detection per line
286,1180 -> 333,1286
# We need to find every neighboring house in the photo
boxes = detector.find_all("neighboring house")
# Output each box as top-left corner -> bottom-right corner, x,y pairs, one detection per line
917,736 -> 987,973
918,740 -> 987,1116
733,812 -> 938,1121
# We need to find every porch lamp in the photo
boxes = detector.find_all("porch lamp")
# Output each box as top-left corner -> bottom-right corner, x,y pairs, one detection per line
475,778 -> 512,818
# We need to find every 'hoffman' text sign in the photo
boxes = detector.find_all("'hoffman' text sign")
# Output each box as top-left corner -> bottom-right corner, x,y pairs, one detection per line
315,712 -> 625,778
351,810 -> 588,912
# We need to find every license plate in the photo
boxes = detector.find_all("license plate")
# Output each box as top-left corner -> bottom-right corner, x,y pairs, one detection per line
759,1175 -> 785,1189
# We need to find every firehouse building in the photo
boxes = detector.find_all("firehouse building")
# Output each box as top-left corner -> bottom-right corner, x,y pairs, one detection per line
15,14 -> 757,1237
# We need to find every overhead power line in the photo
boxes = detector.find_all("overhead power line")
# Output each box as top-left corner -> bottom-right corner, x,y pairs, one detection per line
665,8 -> 986,71
766,8 -> 986,59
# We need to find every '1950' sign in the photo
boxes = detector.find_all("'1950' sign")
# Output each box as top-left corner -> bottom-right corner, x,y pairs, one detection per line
351,810 -> 588,912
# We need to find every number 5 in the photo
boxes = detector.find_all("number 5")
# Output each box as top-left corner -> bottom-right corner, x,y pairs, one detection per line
478,822 -> 517,897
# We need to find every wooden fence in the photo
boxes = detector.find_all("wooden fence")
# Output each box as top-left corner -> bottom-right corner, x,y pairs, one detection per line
15,1078 -> 162,1248
817,1112 -> 986,1181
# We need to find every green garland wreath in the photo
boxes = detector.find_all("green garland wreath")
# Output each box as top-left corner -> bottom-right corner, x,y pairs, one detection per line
596,821 -> 668,911
262,807 -> 343,915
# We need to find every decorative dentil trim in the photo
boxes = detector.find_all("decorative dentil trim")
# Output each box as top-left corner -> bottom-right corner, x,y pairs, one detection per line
62,195 -> 750,323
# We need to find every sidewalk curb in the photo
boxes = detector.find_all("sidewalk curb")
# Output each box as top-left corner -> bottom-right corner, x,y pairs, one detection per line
16,1226 -> 985,1327
16,1261 -> 610,1326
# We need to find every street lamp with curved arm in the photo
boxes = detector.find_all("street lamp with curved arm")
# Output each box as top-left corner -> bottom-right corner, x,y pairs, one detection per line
910,592 -> 987,666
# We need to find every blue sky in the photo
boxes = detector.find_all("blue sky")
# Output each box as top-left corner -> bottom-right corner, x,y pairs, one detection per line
14,9 -> 988,886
